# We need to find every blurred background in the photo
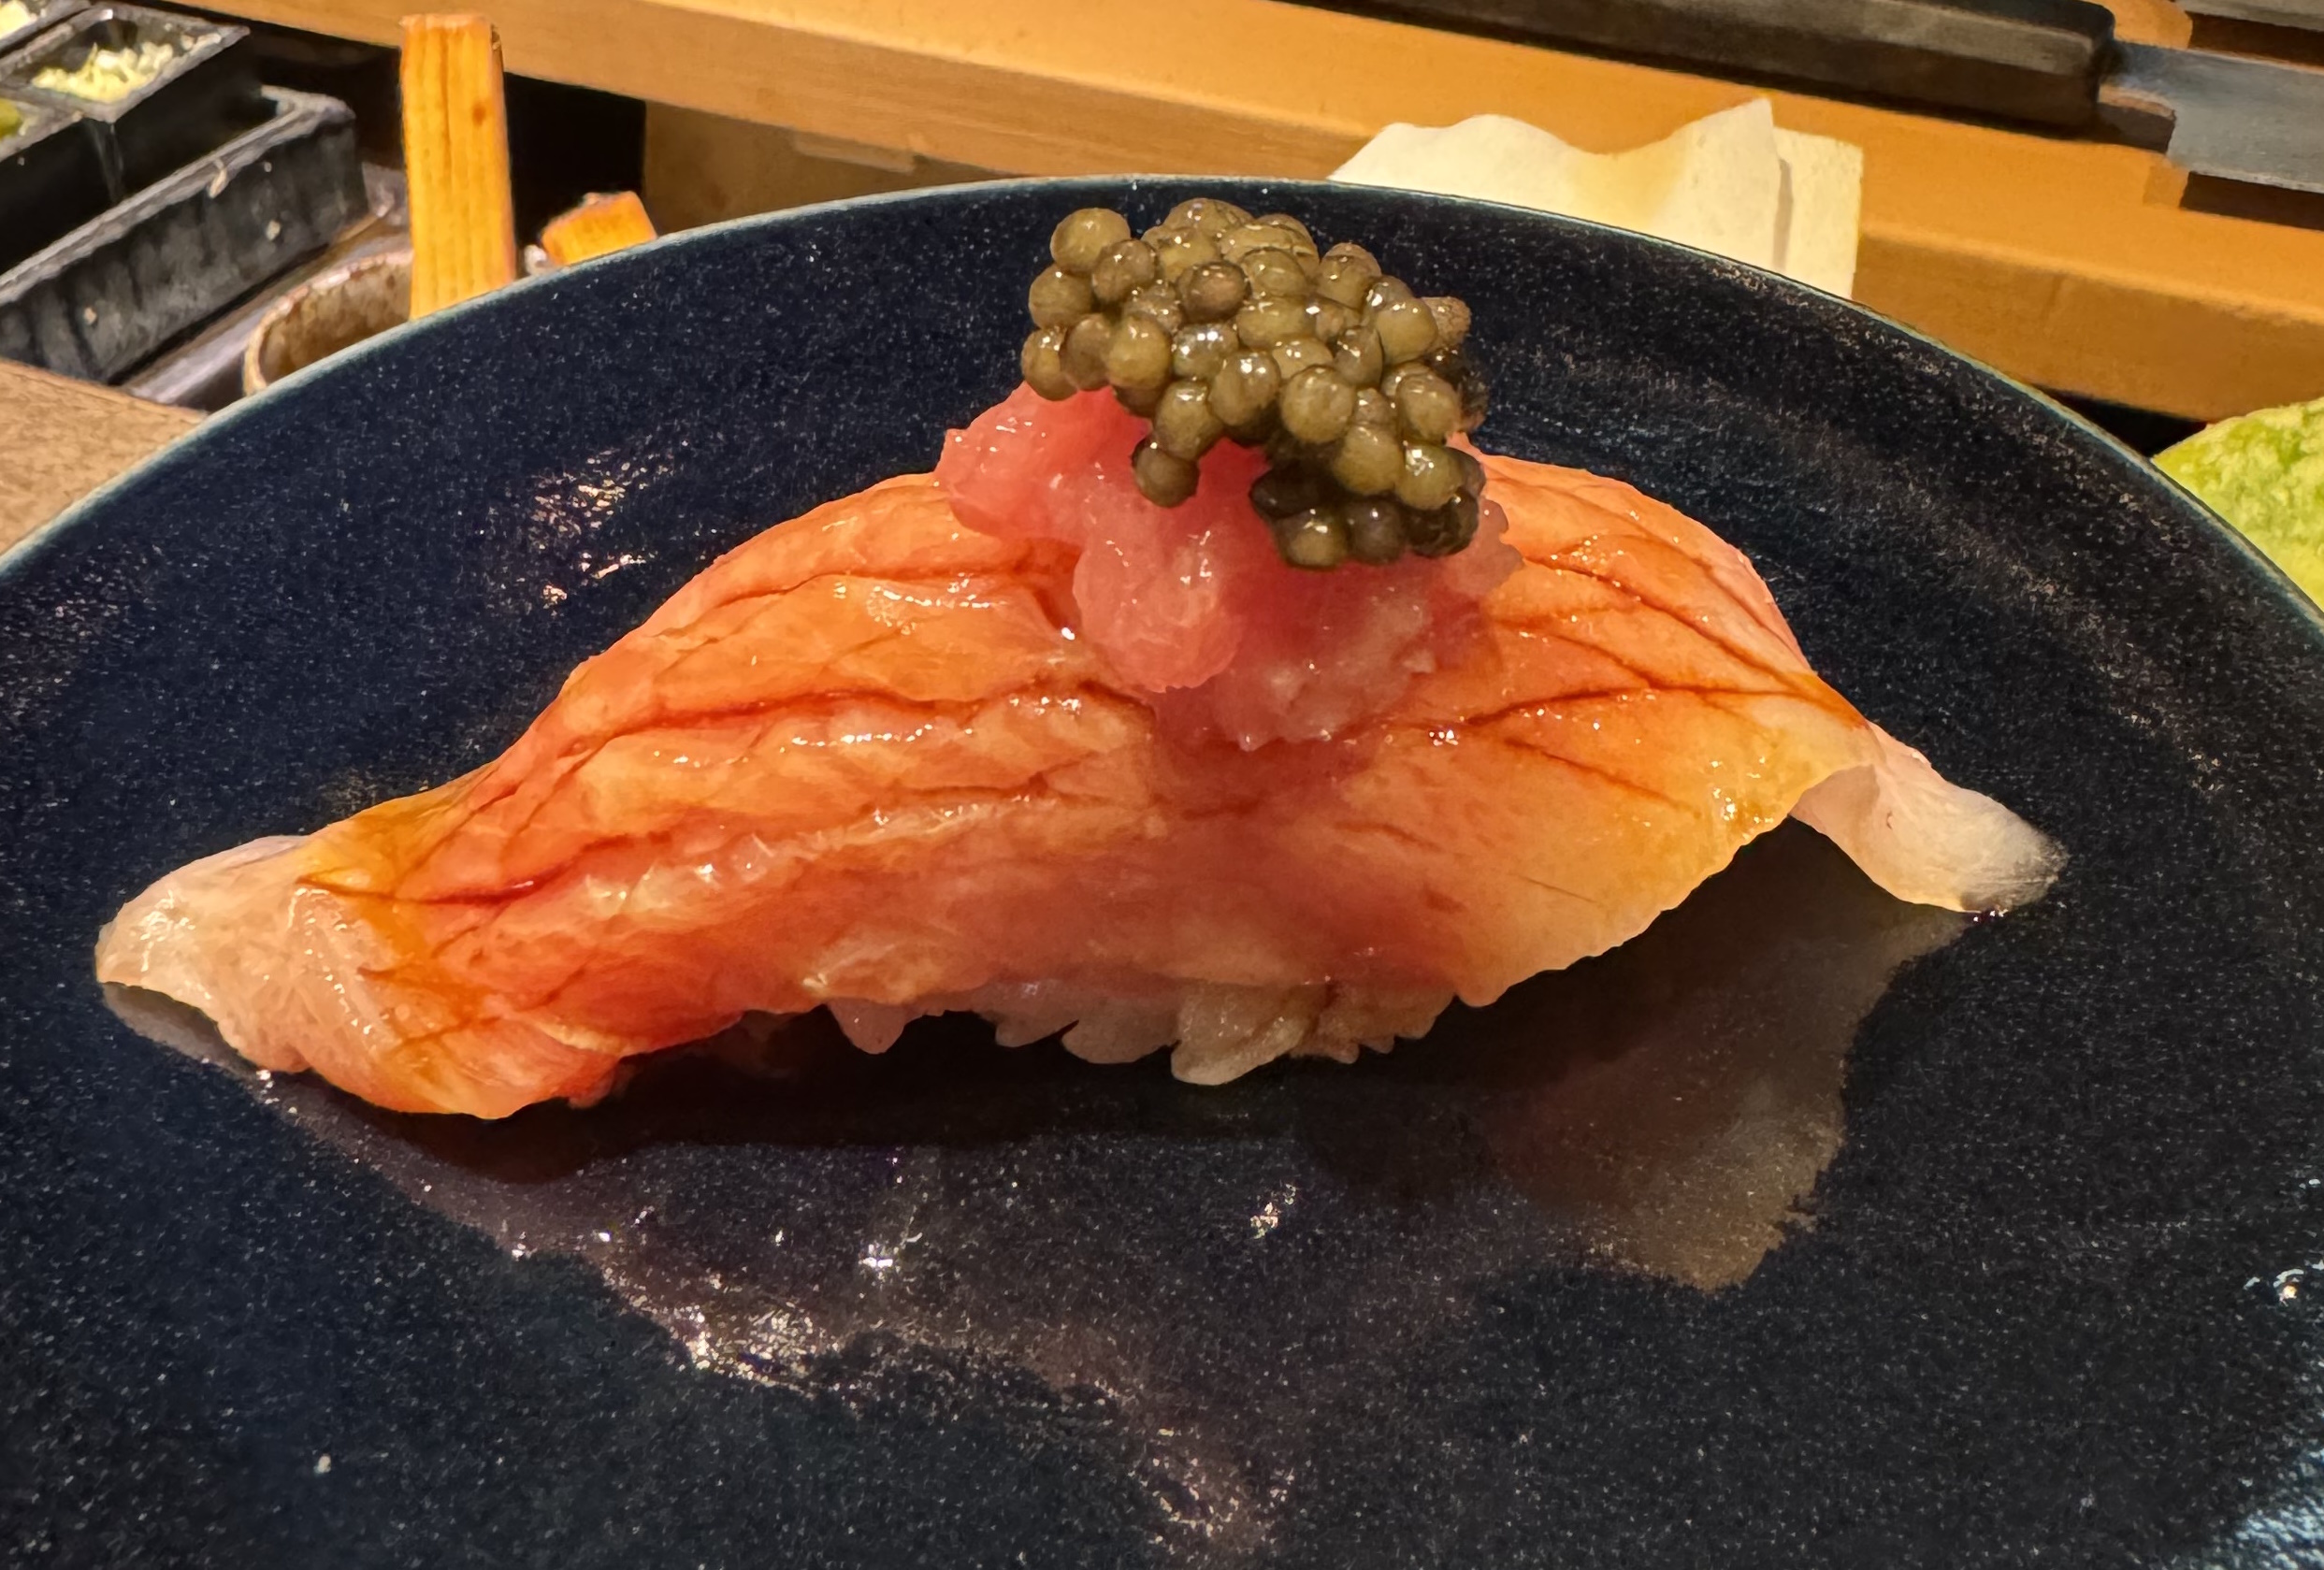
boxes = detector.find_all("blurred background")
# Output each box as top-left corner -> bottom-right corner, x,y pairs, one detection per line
4,0 -> 2321,551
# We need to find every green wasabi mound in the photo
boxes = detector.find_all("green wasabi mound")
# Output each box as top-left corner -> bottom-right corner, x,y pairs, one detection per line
2156,395 -> 2324,605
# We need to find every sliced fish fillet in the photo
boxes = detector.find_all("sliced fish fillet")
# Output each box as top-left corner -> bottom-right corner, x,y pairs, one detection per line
97,449 -> 2057,1116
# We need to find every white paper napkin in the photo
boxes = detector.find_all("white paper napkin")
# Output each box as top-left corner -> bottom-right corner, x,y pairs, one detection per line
1332,100 -> 1864,298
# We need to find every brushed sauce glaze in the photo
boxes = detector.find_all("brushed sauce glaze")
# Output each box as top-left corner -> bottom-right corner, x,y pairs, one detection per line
108,821 -> 1964,1554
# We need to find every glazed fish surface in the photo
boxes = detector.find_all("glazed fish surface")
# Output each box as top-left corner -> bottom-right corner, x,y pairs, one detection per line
96,202 -> 2057,1116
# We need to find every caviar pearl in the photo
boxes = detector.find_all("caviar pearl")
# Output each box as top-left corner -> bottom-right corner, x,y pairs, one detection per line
1091,238 -> 1159,305
1165,196 -> 1250,236
1029,266 -> 1095,328
1423,295 -> 1472,347
1277,507 -> 1350,569
1209,351 -> 1282,428
1270,337 -> 1335,382
1330,423 -> 1403,495
1220,222 -> 1304,264
1021,325 -> 1075,400
1373,298 -> 1440,365
1234,295 -> 1310,349
1279,366 -> 1357,444
1393,367 -> 1462,443
1148,227 -> 1219,281
1306,300 -> 1353,345
1394,441 -> 1462,511
1123,283 -> 1184,336
1256,212 -> 1318,254
1152,379 -> 1226,459
1133,438 -> 1202,506
1177,261 -> 1249,324
1344,497 -> 1408,564
1240,247 -> 1310,300
1061,313 -> 1114,390
1171,322 -> 1239,381
1104,315 -> 1173,393
1052,208 -> 1131,273
1332,324 -> 1383,388
1407,488 -> 1480,556
1314,252 -> 1377,310
1249,465 -> 1328,519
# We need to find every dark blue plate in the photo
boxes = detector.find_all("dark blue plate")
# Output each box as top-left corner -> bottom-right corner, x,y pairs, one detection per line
6,180 -> 2323,1567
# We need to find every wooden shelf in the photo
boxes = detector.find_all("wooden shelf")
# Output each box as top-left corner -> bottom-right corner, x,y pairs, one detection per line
203,0 -> 2324,420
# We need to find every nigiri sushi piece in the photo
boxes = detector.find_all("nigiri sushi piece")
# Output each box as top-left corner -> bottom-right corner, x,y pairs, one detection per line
97,377 -> 2057,1117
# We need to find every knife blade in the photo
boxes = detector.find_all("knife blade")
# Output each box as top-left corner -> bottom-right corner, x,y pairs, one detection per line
1332,0 -> 2324,192
2103,43 -> 2324,192
2177,0 -> 2324,30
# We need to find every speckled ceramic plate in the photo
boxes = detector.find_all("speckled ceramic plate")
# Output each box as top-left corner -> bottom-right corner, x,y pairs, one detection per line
6,180 -> 2323,1568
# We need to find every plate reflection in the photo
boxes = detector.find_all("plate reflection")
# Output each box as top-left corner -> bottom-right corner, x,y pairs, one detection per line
108,820 -> 1965,1551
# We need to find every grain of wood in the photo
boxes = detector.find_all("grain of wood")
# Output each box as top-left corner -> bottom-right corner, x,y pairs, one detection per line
203,0 -> 2324,418
0,362 -> 199,557
400,13 -> 518,318
642,106 -> 993,234
540,190 -> 657,265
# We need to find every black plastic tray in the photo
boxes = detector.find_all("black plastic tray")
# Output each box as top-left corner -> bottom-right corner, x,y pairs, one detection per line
0,0 -> 86,56
0,87 -> 365,382
0,3 -> 261,199
0,93 -> 107,270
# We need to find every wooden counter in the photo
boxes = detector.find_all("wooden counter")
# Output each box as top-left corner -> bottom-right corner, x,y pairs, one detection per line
0,361 -> 199,557
133,0 -> 2324,420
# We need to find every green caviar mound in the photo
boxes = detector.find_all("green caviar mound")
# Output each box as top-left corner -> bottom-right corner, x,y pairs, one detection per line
1021,199 -> 1490,569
